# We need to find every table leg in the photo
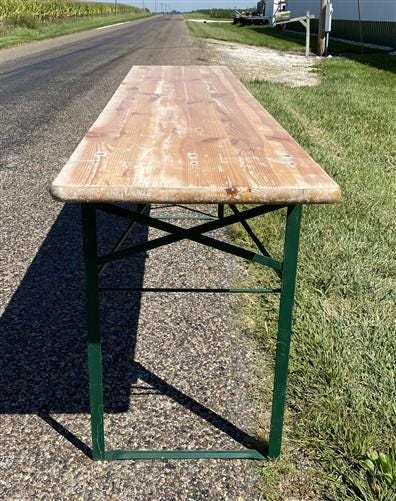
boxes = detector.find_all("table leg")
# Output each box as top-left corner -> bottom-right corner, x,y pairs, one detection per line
268,205 -> 302,458
81,204 -> 105,460
218,204 -> 224,219
78,202 -> 301,460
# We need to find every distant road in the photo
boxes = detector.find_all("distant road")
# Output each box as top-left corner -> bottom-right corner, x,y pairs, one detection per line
0,14 -> 207,310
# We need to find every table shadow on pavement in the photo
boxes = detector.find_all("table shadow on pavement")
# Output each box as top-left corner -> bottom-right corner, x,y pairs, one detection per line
0,203 -> 266,458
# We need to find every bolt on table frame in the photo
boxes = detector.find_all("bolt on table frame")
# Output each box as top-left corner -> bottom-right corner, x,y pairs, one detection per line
81,201 -> 302,461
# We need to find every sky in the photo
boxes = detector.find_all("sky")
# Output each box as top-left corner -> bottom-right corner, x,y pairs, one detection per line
98,1 -> 256,14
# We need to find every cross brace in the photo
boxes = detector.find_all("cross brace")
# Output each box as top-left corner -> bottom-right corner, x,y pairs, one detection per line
96,203 -> 283,274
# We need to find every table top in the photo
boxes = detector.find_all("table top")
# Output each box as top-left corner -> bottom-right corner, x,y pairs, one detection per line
50,65 -> 341,205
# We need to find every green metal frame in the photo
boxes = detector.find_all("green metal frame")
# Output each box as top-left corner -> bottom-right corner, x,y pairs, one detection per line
81,202 -> 302,461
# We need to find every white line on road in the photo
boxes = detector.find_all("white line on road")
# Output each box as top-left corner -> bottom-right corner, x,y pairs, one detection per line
96,22 -> 130,30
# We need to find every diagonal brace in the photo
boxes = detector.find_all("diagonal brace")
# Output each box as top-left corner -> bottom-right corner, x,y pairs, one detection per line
229,205 -> 282,279
98,203 -> 147,277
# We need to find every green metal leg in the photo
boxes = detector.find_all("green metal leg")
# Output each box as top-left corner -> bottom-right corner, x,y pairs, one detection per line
268,205 -> 302,458
78,202 -> 302,461
81,204 -> 105,460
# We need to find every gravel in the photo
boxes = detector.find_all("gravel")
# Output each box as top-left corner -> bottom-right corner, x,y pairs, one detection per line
206,38 -> 320,86
0,15 -> 261,500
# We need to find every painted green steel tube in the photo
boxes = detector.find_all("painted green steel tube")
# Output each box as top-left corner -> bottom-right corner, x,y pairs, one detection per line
229,205 -> 282,280
99,287 -> 281,294
98,203 -> 147,277
268,205 -> 302,458
81,204 -> 106,460
156,216 -> 215,221
104,449 -> 266,460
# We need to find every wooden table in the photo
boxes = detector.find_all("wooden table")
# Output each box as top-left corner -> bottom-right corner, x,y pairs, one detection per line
51,66 -> 341,461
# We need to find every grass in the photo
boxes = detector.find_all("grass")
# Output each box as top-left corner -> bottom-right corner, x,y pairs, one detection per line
184,13 -> 231,21
184,9 -> 234,21
187,21 -> 385,54
0,12 -> 151,49
230,55 -> 396,499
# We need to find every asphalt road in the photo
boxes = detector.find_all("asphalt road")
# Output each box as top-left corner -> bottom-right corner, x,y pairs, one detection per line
0,16 -> 260,499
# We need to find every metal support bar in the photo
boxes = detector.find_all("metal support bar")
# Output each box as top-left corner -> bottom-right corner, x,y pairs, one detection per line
229,205 -> 282,279
151,204 -> 217,218
268,205 -> 302,458
104,449 -> 266,460
99,287 -> 281,294
156,216 -> 215,221
99,224 -> 282,272
98,203 -> 147,276
96,204 -> 283,273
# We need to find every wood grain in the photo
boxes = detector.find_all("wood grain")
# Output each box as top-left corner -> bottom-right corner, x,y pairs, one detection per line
50,66 -> 341,204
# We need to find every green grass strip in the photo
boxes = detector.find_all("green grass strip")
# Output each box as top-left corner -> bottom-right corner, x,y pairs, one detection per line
231,54 -> 396,499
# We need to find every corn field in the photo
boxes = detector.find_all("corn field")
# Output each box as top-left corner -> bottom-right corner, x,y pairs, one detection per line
0,1 -> 141,23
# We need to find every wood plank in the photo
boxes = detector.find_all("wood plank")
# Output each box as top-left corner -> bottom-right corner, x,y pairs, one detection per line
50,66 -> 341,204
